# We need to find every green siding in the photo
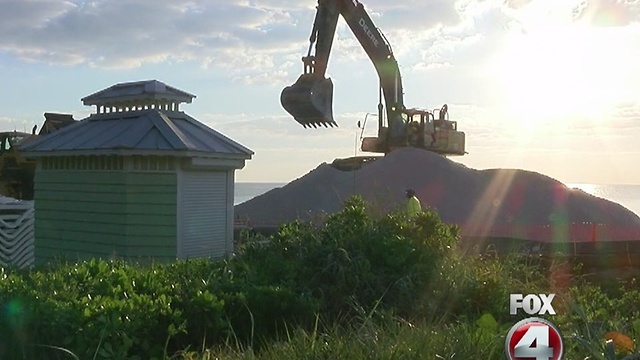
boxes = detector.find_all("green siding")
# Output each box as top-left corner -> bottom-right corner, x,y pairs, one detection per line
124,173 -> 177,263
34,170 -> 177,264
38,200 -> 140,214
37,219 -> 127,235
124,214 -> 176,226
35,211 -> 127,224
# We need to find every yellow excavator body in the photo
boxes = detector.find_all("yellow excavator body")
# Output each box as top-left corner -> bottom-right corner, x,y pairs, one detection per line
280,0 -> 467,157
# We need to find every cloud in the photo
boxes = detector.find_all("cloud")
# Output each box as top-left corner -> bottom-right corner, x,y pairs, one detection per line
504,0 -> 535,9
0,0 -> 467,73
576,0 -> 640,27
362,0 -> 461,30
233,70 -> 291,85
196,110 -> 366,181
201,111 -> 367,138
412,61 -> 452,71
0,0 -> 308,69
607,102 -> 640,128
0,114 -> 37,133
0,116 -> 16,129
331,0 -> 513,76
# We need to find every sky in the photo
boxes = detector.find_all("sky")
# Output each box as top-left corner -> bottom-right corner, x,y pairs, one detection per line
0,0 -> 639,185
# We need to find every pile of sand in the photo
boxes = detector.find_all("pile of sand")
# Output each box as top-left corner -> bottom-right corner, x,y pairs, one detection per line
235,148 -> 640,228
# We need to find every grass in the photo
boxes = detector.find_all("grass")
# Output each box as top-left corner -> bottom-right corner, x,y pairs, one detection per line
170,257 -> 640,360
4,254 -> 639,360
174,309 -> 640,360
175,318 -> 505,360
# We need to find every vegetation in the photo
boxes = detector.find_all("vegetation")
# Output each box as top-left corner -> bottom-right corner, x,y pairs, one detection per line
0,196 -> 639,359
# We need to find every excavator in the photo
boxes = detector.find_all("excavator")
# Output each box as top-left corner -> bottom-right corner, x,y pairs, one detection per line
281,0 -> 466,158
0,113 -> 76,200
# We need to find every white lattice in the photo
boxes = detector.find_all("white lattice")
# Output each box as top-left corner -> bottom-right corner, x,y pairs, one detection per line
0,197 -> 35,269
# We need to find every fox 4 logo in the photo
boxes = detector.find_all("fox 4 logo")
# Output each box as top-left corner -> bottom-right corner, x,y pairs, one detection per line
510,294 -> 556,316
506,294 -> 564,360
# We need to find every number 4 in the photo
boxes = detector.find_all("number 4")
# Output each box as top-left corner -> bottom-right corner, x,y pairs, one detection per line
515,325 -> 553,360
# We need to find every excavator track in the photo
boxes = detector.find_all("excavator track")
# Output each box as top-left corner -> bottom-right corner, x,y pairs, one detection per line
331,156 -> 381,171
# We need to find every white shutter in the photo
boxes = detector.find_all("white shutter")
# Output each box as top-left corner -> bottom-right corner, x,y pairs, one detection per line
180,170 -> 228,258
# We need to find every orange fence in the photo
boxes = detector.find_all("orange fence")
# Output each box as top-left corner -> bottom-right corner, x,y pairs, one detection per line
459,223 -> 640,243
235,219 -> 640,243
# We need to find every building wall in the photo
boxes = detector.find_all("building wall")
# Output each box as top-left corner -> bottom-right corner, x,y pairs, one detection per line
122,172 -> 177,261
177,168 -> 229,259
34,163 -> 177,263
35,170 -> 127,263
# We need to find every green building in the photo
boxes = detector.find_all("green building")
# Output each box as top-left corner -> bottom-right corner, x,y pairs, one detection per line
20,80 -> 253,264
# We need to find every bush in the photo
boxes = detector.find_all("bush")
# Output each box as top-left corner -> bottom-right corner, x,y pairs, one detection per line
423,250 -> 550,323
240,196 -> 458,319
3,195 -> 636,359
0,259 -> 317,359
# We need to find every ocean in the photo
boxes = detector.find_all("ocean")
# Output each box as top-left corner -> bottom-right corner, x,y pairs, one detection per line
566,183 -> 640,217
234,182 -> 286,206
234,182 -> 640,217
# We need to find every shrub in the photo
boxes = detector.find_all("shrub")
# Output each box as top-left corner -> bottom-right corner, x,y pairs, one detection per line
239,196 -> 458,319
0,259 -> 317,359
4,195 -> 635,359
422,250 -> 550,324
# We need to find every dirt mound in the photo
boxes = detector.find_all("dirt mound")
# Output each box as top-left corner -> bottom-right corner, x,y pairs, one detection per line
235,148 -> 640,228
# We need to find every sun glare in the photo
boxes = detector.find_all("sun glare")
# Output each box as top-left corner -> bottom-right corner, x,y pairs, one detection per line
492,10 -> 631,129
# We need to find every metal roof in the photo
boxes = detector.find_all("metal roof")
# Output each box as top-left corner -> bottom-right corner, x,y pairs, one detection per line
82,80 -> 195,106
20,109 -> 253,158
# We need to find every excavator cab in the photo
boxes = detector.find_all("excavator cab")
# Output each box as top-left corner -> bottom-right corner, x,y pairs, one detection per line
281,73 -> 336,128
361,107 -> 466,156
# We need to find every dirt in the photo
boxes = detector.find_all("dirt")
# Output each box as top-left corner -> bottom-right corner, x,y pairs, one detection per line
234,147 -> 640,228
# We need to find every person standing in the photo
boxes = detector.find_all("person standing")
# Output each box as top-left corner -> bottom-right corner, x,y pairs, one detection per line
406,189 -> 422,217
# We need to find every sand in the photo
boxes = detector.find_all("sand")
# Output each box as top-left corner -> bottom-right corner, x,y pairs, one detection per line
235,148 -> 640,228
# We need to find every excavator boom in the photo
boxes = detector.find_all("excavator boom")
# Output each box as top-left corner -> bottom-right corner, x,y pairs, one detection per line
280,0 -> 341,128
281,0 -> 466,156
281,0 -> 403,133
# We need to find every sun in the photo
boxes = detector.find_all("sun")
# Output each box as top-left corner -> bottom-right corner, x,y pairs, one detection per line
491,11 -> 631,129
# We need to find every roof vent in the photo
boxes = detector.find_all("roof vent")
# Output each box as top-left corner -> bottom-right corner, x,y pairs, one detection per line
81,80 -> 196,115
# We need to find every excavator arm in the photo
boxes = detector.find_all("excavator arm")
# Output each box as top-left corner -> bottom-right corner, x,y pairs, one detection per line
281,0 -> 406,144
281,0 -> 466,156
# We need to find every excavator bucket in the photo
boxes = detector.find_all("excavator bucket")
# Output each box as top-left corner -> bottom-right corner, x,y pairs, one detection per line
280,74 -> 337,128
